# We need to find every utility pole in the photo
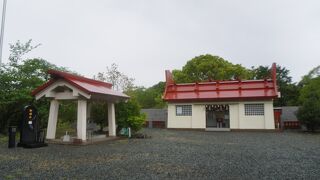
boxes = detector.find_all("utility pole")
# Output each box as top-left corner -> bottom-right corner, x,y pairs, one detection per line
0,0 -> 7,65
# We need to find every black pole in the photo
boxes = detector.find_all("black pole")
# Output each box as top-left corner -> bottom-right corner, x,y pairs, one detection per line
8,126 -> 16,148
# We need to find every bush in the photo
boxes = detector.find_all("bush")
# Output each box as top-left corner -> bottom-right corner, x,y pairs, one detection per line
117,114 -> 146,133
297,77 -> 320,131
115,97 -> 146,133
297,100 -> 320,131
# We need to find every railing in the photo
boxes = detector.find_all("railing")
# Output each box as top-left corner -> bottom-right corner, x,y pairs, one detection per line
145,121 -> 166,128
283,121 -> 300,129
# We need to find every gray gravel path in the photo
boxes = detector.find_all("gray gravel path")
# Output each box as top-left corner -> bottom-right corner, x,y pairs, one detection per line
0,129 -> 319,179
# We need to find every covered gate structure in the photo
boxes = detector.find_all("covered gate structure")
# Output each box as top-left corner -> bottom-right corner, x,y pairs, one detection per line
32,70 -> 129,142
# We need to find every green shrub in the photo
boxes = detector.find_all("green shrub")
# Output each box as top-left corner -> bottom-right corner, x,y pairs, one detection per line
297,77 -> 320,131
115,97 -> 146,133
117,114 -> 146,133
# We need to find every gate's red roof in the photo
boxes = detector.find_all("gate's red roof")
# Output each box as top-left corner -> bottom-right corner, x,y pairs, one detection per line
163,63 -> 279,102
32,69 -> 129,99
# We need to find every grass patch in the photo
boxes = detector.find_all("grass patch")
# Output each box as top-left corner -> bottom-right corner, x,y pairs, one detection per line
0,132 -> 20,144
4,175 -> 15,180
0,134 -> 7,143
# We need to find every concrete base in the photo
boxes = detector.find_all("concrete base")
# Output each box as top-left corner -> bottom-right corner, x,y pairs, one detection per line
230,129 -> 280,132
205,128 -> 231,132
46,136 -> 121,146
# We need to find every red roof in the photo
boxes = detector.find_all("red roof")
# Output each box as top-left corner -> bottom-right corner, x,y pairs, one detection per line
32,69 -> 129,99
163,63 -> 278,102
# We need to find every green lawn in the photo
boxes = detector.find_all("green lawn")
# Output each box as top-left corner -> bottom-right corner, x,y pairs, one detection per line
0,133 -> 20,144
0,134 -> 7,143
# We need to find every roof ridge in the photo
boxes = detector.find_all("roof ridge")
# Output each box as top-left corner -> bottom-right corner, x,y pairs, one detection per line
48,69 -> 112,88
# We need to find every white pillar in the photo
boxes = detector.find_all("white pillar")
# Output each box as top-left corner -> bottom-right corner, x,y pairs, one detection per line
46,100 -> 59,139
108,102 -> 116,136
77,100 -> 87,141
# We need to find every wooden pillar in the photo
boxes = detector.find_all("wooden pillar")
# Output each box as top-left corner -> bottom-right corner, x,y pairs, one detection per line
77,100 -> 87,141
108,102 -> 116,136
46,100 -> 59,139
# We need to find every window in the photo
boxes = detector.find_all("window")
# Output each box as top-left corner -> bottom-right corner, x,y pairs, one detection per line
244,104 -> 264,116
176,105 -> 192,116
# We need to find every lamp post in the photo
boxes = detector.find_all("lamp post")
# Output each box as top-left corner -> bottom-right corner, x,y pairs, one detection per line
0,0 -> 7,65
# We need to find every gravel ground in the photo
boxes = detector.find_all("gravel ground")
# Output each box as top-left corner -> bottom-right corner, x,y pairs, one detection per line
0,129 -> 320,180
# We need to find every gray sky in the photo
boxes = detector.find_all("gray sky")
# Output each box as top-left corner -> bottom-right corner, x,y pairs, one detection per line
2,0 -> 320,87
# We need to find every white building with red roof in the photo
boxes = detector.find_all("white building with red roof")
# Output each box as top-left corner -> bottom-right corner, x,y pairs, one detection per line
163,63 -> 279,131
32,70 -> 129,141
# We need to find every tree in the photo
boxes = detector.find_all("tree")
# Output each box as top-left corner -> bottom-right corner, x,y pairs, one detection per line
8,39 -> 41,66
89,97 -> 146,133
115,97 -> 146,132
172,54 -> 252,83
95,64 -> 145,133
127,81 -> 166,109
90,102 -> 107,131
95,63 -> 134,91
252,65 -> 300,106
297,77 -> 320,131
300,65 -> 320,86
0,40 -> 67,134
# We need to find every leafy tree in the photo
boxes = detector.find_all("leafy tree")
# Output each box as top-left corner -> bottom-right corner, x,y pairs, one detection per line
127,81 -> 166,109
297,77 -> 320,131
115,97 -> 146,132
58,101 -> 77,123
172,54 -> 252,83
95,63 -> 134,91
152,82 -> 167,108
252,65 -> 300,106
300,65 -> 320,86
8,39 -> 41,65
95,64 -> 145,133
0,40 -> 67,134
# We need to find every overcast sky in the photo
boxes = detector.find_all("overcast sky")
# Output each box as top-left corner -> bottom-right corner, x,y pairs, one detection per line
2,0 -> 320,87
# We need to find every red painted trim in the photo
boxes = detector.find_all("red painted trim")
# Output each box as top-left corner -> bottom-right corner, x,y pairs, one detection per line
32,69 -> 129,99
165,70 -> 174,86
164,96 -> 276,103
31,77 -> 92,96
163,63 -> 279,101
48,69 -> 112,88
163,70 -> 174,100
60,77 -> 92,94
165,86 -> 275,93
31,79 -> 56,96
271,63 -> 278,95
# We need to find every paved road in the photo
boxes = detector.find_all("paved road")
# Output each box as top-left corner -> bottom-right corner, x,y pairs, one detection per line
0,129 -> 319,179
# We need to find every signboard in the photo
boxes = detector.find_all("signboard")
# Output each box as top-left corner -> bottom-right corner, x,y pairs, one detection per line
120,127 -> 131,138
205,104 -> 229,112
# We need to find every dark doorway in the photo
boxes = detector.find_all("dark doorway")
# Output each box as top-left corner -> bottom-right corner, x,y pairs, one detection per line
205,105 -> 230,128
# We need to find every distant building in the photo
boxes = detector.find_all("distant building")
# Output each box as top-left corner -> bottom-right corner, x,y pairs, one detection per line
280,106 -> 301,129
281,106 -> 299,122
141,109 -> 167,128
162,63 -> 280,131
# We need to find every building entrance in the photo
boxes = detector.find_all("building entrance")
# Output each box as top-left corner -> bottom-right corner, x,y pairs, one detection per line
205,104 -> 230,128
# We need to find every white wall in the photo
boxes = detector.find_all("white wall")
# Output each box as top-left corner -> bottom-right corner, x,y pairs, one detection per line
264,101 -> 275,129
237,101 -> 275,129
191,104 -> 206,128
167,104 -> 192,128
229,104 -> 239,129
238,102 -> 265,129
167,100 -> 275,130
